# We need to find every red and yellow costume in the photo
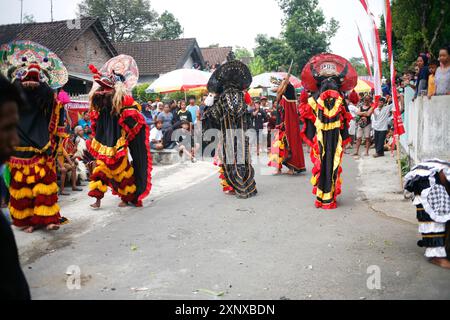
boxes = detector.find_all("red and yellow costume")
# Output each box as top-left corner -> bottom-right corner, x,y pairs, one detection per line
300,54 -> 357,210
86,56 -> 152,207
268,83 -> 306,173
0,41 -> 69,227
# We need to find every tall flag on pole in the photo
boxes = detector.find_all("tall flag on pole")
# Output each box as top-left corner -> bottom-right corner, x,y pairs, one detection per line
384,0 -> 405,136
359,0 -> 383,98
356,23 -> 373,77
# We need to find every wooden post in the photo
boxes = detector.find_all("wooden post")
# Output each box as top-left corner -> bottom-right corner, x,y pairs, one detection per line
395,134 -> 403,190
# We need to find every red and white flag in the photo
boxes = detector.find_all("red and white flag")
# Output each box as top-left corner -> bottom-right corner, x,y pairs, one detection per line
356,23 -> 373,77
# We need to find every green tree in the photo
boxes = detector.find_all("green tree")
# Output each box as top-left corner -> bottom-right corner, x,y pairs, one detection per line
279,0 -> 339,73
390,0 -> 450,71
349,57 -> 369,76
132,83 -> 161,103
248,56 -> 267,76
78,0 -> 159,42
153,10 -> 183,40
254,34 -> 294,72
234,47 -> 253,60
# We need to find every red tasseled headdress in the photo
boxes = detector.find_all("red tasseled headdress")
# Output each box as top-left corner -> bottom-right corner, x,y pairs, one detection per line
349,90 -> 359,105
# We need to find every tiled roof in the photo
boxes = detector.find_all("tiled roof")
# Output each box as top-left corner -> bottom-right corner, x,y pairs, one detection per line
0,17 -> 117,57
201,47 -> 232,66
114,38 -> 203,76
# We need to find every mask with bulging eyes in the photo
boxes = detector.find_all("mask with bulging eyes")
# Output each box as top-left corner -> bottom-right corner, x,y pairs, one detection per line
205,93 -> 215,107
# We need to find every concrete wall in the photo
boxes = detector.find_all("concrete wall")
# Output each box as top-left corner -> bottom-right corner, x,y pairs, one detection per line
400,95 -> 450,163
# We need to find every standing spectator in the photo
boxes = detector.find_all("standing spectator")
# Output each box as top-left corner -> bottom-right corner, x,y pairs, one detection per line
176,100 -> 193,125
353,95 -> 373,157
199,95 -> 207,119
266,99 -> 278,152
415,53 -> 430,98
260,96 -> 269,110
347,90 -> 360,151
150,120 -> 164,150
157,103 -> 174,133
251,100 -> 267,156
427,59 -> 438,98
78,112 -> 92,139
372,97 -> 393,158
435,45 -> 450,96
187,97 -> 200,124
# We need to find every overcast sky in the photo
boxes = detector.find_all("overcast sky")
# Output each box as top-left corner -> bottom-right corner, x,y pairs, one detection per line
0,0 -> 384,59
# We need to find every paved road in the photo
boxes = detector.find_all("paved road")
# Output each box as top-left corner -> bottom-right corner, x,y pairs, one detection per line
23,155 -> 450,300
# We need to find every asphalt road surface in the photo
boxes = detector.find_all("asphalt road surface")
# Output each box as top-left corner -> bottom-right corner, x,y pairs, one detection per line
23,155 -> 450,300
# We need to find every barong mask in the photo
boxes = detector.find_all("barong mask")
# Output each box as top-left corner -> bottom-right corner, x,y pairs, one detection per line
89,55 -> 139,114
0,40 -> 68,90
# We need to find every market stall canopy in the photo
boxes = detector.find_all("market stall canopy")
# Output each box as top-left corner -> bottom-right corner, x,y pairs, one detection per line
250,72 -> 302,89
355,78 -> 374,93
146,68 -> 212,93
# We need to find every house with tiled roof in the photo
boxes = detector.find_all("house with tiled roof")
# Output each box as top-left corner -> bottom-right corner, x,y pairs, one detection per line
114,38 -> 205,83
0,17 -> 117,94
201,46 -> 232,68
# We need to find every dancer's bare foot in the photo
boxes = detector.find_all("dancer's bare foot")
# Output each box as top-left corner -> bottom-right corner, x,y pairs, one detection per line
273,170 -> 282,175
224,190 -> 235,195
90,199 -> 101,209
46,224 -> 60,231
430,258 -> 450,269
118,201 -> 129,207
22,226 -> 34,233
287,169 -> 294,175
72,187 -> 83,192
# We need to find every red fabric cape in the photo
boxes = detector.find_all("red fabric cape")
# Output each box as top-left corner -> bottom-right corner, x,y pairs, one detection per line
280,96 -> 305,171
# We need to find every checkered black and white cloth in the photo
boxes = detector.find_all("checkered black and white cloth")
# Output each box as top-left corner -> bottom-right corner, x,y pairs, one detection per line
427,184 -> 450,218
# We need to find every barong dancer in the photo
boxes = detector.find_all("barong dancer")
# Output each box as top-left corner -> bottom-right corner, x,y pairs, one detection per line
300,54 -> 357,209
87,55 -> 152,208
268,73 -> 306,175
203,53 -> 257,199
0,41 -> 69,232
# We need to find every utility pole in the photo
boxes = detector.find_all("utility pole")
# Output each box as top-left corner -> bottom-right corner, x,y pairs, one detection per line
19,0 -> 23,23
50,0 -> 53,22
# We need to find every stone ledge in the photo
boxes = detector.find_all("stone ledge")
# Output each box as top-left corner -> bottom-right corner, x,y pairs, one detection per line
151,149 -> 181,165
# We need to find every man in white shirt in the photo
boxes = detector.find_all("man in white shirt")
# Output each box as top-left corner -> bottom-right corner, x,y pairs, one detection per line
372,96 -> 393,158
150,120 -> 164,150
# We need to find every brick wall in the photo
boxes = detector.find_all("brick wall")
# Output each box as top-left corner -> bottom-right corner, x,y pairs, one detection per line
62,28 -> 112,74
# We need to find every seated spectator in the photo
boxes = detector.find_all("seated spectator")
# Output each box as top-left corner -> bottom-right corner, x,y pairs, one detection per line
157,103 -> 174,133
57,135 -> 83,196
142,103 -> 155,128
176,121 -> 199,163
427,59 -> 438,98
435,45 -> 450,95
74,126 -> 95,177
78,112 -> 92,140
150,120 -> 164,151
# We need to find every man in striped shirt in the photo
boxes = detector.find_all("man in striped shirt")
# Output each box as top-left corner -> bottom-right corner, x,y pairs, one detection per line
372,96 -> 393,158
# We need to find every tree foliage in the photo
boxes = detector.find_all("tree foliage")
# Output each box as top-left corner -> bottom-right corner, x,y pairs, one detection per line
252,0 -> 339,74
348,57 -> 369,76
78,0 -> 183,42
390,0 -> 450,71
153,10 -> 183,40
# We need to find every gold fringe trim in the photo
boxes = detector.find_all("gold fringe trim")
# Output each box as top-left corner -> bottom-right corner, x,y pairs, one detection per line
118,185 -> 136,196
9,187 -> 33,200
32,183 -> 58,196
10,207 -> 34,220
34,204 -> 60,217
89,180 -> 108,193
90,137 -> 127,158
